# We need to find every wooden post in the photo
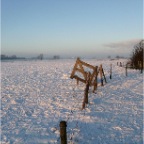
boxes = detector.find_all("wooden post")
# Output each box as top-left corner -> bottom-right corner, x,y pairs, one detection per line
82,72 -> 90,109
125,64 -> 127,76
60,121 -> 67,144
85,85 -> 89,104
85,72 -> 90,104
101,79 -> 103,86
110,64 -> 112,79
93,66 -> 98,92
102,68 -> 107,83
99,64 -> 103,86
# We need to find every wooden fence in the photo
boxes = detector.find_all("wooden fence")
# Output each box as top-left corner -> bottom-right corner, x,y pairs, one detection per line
70,58 -> 107,93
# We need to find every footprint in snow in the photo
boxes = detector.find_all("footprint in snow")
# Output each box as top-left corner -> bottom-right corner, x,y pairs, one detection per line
25,109 -> 34,116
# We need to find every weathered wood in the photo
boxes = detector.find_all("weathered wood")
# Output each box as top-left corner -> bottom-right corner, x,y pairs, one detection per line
84,85 -> 89,104
99,64 -> 103,86
125,64 -> 128,76
82,72 -> 90,109
70,58 -> 88,81
73,75 -> 86,84
70,58 -> 107,92
89,67 -> 97,85
93,77 -> 98,92
75,67 -> 87,80
92,66 -> 98,92
60,121 -> 67,144
102,68 -> 107,83
70,58 -> 98,87
85,72 -> 90,104
78,58 -> 95,70
79,62 -> 87,80
70,58 -> 79,79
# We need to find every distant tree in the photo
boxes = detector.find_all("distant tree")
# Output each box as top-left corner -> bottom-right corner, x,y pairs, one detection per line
1,54 -> 7,59
1,54 -> 17,59
53,55 -> 60,59
130,40 -> 143,69
1,54 -> 25,60
11,55 -> 17,59
108,56 -> 111,59
37,54 -> 43,60
116,55 -> 120,59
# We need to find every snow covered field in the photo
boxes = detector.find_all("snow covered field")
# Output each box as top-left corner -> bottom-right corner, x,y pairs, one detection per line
1,59 -> 143,144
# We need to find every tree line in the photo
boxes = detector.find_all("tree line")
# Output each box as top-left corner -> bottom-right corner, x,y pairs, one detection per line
1,54 -> 61,60
1,54 -> 26,60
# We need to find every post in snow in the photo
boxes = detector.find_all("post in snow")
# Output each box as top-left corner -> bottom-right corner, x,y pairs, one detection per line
60,121 -> 67,144
110,64 -> 112,79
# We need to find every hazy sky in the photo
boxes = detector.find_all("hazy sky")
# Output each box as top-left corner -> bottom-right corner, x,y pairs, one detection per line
1,0 -> 143,58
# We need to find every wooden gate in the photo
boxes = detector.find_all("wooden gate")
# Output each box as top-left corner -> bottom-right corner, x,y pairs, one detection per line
70,58 -> 106,92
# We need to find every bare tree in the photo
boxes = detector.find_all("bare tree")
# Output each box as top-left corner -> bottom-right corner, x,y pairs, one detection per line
130,40 -> 143,69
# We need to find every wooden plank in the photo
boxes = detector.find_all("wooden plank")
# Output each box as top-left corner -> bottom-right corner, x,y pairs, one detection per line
70,58 -> 109,92
73,75 -> 96,87
75,68 -> 85,74
93,66 -> 98,92
78,62 -> 87,80
99,64 -> 103,86
99,64 -> 102,78
60,121 -> 67,144
102,68 -> 107,83
78,58 -> 95,70
89,66 -> 97,84
73,75 -> 86,83
70,58 -> 79,79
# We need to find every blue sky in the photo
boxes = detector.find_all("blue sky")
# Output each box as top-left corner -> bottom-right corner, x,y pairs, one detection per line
1,0 -> 143,58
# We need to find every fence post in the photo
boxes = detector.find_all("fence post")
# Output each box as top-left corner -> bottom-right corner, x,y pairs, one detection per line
110,64 -> 112,79
100,64 -> 103,86
82,72 -> 90,109
60,121 -> 67,144
102,68 -> 107,83
93,66 -> 98,92
85,72 -> 90,104
125,64 -> 127,76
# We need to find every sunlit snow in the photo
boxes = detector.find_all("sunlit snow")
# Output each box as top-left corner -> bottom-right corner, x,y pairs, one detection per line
1,59 -> 143,144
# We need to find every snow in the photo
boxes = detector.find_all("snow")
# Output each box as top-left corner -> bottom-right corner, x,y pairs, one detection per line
1,59 -> 143,144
